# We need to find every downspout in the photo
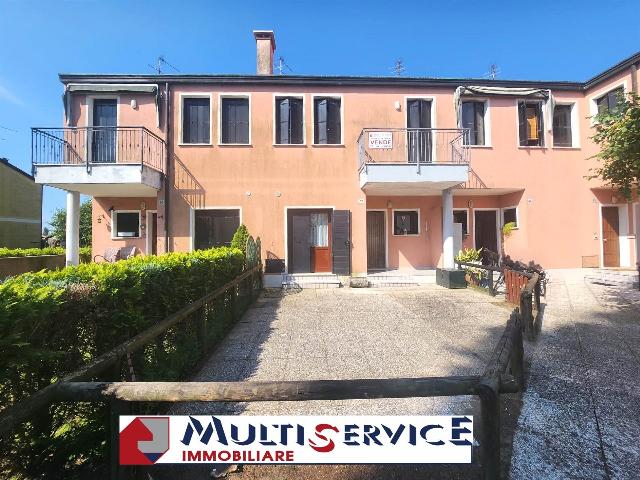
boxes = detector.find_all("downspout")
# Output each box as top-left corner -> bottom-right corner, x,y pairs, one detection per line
164,81 -> 172,253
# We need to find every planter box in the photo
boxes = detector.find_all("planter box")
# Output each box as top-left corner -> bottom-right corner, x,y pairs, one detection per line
436,268 -> 467,289
0,254 -> 65,279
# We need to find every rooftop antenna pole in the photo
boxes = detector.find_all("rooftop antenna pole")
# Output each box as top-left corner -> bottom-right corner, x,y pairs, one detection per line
275,56 -> 292,75
148,56 -> 180,75
391,59 -> 405,77
483,64 -> 500,80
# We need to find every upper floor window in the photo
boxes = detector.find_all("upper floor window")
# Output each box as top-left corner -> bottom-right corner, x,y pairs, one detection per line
314,97 -> 341,144
220,96 -> 250,144
596,87 -> 623,115
553,104 -> 573,147
518,101 -> 544,147
182,97 -> 210,144
275,96 -> 304,144
461,101 -> 485,146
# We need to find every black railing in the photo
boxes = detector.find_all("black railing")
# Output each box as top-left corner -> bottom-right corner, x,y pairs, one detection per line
32,127 -> 166,173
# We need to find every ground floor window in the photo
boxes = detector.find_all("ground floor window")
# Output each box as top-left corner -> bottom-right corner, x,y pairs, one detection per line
112,211 -> 140,238
453,209 -> 469,235
193,209 -> 240,250
393,210 -> 419,236
502,207 -> 518,228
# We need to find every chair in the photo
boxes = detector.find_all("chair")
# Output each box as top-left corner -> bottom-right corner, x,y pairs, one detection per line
93,246 -> 139,263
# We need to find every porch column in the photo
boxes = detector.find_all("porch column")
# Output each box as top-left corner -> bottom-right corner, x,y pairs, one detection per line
65,190 -> 80,266
442,188 -> 455,269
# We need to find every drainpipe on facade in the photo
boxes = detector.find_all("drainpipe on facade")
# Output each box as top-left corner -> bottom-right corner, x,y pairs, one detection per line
164,81 -> 171,253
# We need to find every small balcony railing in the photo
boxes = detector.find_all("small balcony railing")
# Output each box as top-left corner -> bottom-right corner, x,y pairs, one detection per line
31,127 -> 166,173
358,128 -> 470,172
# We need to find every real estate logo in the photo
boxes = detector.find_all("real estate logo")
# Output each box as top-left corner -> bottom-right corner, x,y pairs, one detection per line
119,415 -> 473,465
119,416 -> 170,465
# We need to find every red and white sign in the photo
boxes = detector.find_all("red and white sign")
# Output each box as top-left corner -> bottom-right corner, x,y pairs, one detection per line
120,415 -> 473,465
368,131 -> 393,149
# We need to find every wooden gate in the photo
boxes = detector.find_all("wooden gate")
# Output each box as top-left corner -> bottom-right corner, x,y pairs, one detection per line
505,269 -> 529,305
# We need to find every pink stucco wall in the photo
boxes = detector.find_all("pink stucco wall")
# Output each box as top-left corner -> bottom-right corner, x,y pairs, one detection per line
69,61 -> 639,270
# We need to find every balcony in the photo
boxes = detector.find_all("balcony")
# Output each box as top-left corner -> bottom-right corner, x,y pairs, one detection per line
358,128 -> 470,195
31,127 -> 165,197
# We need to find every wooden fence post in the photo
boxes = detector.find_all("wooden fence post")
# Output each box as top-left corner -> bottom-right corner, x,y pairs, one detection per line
510,319 -> 524,390
477,375 -> 501,480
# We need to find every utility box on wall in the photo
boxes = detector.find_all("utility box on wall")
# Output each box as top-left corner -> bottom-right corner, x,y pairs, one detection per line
436,268 -> 467,289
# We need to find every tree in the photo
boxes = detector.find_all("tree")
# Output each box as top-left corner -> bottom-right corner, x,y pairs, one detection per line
589,92 -> 640,199
230,224 -> 250,254
48,199 -> 92,247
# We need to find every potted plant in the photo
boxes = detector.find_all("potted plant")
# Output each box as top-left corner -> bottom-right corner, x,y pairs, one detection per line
455,248 -> 484,286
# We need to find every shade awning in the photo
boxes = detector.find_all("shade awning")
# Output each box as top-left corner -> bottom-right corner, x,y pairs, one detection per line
63,83 -> 160,127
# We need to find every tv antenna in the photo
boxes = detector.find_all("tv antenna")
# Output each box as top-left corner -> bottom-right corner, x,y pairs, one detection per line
483,64 -> 501,80
148,56 -> 180,74
391,59 -> 405,77
275,56 -> 292,75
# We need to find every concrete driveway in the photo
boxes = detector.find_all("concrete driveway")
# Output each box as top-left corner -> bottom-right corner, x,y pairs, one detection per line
153,285 -> 515,480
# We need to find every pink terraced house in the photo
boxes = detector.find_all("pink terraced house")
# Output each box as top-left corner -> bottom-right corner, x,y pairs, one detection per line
32,31 -> 640,284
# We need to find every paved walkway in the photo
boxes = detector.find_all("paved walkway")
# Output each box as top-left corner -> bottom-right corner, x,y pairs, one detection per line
510,269 -> 640,480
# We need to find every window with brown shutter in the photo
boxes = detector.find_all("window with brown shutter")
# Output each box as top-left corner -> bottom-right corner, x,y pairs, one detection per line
518,101 -> 544,147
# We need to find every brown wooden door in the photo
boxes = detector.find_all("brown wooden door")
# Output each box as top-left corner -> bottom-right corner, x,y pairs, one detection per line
311,212 -> 332,272
367,211 -> 386,270
292,215 -> 311,273
602,206 -> 620,267
474,210 -> 498,259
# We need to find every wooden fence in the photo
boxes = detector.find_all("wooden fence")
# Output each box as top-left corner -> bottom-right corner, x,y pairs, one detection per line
0,256 -> 543,480
504,269 -> 531,304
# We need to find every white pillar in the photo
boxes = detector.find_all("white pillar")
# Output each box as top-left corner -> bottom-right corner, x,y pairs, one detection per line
65,191 -> 80,266
442,188 -> 455,269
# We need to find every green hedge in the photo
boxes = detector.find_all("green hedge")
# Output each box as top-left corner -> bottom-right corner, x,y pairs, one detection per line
0,246 -> 91,263
0,247 -> 245,478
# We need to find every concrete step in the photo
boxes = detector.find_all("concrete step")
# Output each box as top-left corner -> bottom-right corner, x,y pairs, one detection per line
283,274 -> 342,289
367,270 -> 436,287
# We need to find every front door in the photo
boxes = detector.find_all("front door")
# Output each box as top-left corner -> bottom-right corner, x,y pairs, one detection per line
92,99 -> 117,163
310,212 -> 331,272
149,213 -> 157,255
292,214 -> 311,273
602,206 -> 620,267
407,99 -> 432,163
474,210 -> 498,259
367,211 -> 386,270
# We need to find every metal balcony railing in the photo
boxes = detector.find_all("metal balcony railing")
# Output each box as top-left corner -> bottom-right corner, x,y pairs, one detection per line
31,127 -> 166,173
358,128 -> 470,172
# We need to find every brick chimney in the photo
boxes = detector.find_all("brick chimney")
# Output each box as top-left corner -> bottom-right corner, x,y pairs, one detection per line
253,30 -> 276,75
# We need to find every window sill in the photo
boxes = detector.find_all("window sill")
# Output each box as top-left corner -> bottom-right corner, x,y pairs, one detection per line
273,143 -> 307,147
112,236 -> 141,240
517,146 -> 546,150
551,146 -> 581,150
178,143 -> 212,147
218,143 -> 252,147
312,143 -> 345,148
466,145 -> 493,149
392,233 -> 420,237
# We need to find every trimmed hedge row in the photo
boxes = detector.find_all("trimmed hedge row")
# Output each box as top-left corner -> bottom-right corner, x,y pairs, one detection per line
0,246 -> 91,263
0,247 -> 245,478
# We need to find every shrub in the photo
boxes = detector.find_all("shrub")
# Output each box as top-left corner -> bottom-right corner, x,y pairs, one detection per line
0,247 -> 245,478
455,248 -> 486,282
230,224 -> 250,254
79,246 -> 92,263
0,247 -> 65,258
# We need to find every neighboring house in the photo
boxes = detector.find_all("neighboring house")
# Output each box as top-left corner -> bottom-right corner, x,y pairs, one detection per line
0,158 -> 42,248
32,30 -> 640,273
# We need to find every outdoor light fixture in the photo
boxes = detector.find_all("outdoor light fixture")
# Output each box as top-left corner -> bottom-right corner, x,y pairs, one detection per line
108,206 -> 114,212
394,100 -> 401,111
131,99 -> 138,109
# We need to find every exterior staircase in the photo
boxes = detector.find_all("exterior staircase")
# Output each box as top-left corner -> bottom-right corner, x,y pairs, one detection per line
366,269 -> 436,288
282,273 -> 342,289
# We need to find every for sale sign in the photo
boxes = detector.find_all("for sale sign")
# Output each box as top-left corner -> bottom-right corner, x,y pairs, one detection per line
119,415 -> 473,465
368,131 -> 393,149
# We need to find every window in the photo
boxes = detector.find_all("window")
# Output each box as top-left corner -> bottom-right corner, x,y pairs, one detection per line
596,87 -> 624,115
310,213 -> 329,246
221,97 -> 250,144
553,104 -> 573,147
275,97 -> 304,144
518,101 -> 544,147
193,209 -> 240,250
461,101 -> 485,145
502,207 -> 518,228
453,209 -> 469,235
113,211 -> 140,238
314,97 -> 341,144
393,210 -> 419,236
182,97 -> 210,144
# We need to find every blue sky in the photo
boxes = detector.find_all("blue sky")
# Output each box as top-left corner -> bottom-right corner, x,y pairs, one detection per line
1,0 -> 638,226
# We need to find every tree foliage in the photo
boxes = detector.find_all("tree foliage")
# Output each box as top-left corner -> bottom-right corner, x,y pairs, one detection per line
48,200 -> 93,247
230,223 -> 250,254
589,92 -> 640,199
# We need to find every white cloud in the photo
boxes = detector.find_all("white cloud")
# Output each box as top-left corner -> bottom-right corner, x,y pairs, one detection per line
0,83 -> 24,106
